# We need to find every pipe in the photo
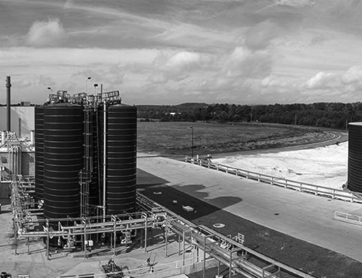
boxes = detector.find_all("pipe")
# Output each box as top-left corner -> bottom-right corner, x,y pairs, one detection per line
1,131 -> 5,146
6,76 -> 11,132
30,130 -> 35,145
18,146 -> 21,176
103,101 -> 107,222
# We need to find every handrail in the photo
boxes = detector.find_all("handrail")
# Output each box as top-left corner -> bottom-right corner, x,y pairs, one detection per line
184,156 -> 362,204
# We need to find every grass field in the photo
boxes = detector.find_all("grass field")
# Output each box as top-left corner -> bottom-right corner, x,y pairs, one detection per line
137,121 -> 330,156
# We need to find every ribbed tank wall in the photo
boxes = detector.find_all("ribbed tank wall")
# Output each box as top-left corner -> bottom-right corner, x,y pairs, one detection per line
348,123 -> 362,192
35,106 -> 44,201
43,104 -> 84,219
100,104 -> 137,215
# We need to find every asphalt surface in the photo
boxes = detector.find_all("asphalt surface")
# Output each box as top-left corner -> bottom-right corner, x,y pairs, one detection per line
137,150 -> 362,263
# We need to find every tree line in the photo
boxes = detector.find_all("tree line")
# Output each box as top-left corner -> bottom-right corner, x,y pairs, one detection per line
137,102 -> 362,129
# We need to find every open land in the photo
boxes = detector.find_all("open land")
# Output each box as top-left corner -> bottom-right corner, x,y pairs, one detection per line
137,121 -> 338,157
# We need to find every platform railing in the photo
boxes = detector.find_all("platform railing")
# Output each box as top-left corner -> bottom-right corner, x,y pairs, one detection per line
184,156 -> 362,204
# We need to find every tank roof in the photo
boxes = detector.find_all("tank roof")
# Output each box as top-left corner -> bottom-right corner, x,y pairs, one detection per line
349,122 -> 362,126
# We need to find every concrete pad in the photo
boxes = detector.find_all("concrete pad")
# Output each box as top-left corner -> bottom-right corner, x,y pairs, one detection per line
137,154 -> 362,262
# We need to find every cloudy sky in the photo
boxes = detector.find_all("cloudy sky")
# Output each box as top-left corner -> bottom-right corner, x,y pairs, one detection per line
1,0 -> 362,105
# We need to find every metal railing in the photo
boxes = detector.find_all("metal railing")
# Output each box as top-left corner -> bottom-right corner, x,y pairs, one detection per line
185,157 -> 362,204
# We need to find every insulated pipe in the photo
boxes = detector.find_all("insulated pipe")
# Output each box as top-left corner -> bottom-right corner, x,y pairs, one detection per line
6,76 -> 11,132
1,131 -> 5,146
18,146 -> 21,176
103,100 -> 107,222
30,130 -> 35,145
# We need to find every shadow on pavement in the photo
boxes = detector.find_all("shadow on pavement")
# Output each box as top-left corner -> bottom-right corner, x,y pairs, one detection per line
136,168 -> 242,225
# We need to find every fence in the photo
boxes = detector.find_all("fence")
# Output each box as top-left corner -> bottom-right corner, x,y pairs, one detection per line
185,157 -> 362,204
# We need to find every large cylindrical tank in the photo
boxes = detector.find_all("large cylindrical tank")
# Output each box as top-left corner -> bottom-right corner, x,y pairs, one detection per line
35,106 -> 44,201
100,104 -> 137,215
43,104 -> 84,219
348,122 -> 362,192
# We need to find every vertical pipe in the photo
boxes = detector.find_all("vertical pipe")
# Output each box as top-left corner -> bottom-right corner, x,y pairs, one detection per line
30,130 -> 35,145
84,221 -> 87,258
178,234 -> 181,255
18,118 -> 21,138
203,236 -> 206,278
103,101 -> 107,221
6,76 -> 11,132
182,231 -> 185,266
46,220 -> 50,260
1,131 -> 5,145
144,217 -> 147,252
229,250 -> 232,278
14,213 -> 18,255
18,147 -> 21,176
113,222 -> 116,256
165,227 -> 168,257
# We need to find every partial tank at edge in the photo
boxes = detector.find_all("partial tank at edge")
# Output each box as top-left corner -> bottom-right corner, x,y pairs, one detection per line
348,122 -> 362,193
43,103 -> 84,220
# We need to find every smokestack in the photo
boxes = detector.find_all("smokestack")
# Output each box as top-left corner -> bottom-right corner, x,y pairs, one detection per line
6,76 -> 11,132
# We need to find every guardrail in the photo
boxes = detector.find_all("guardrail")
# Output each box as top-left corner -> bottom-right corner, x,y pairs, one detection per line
334,211 -> 362,226
184,157 -> 362,204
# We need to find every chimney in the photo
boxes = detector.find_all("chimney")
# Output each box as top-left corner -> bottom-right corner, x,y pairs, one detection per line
6,76 -> 11,132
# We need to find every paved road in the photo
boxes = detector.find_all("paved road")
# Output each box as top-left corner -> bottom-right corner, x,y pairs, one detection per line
137,152 -> 362,262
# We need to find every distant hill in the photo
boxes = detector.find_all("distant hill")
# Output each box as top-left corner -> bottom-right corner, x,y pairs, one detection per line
175,103 -> 209,109
137,102 -> 208,109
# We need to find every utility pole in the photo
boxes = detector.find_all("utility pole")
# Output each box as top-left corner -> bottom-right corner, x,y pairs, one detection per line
190,126 -> 194,157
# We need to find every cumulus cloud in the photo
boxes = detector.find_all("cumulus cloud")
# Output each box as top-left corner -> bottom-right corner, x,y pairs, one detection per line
297,66 -> 362,103
26,18 -> 67,47
342,66 -> 362,84
306,72 -> 340,89
152,51 -> 211,82
165,52 -> 201,68
222,46 -> 272,79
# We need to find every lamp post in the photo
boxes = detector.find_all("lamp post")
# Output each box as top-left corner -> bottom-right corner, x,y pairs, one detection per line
47,87 -> 53,92
190,126 -> 194,157
86,77 -> 91,94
